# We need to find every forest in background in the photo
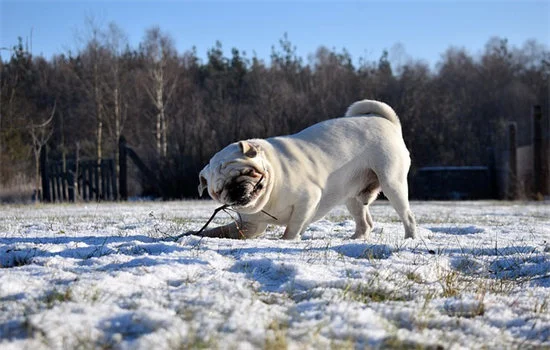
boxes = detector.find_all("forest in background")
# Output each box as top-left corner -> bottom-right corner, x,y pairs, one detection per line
1,22 -> 549,200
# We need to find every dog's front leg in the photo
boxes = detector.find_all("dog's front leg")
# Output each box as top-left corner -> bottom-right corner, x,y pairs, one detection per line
281,192 -> 321,240
196,221 -> 267,239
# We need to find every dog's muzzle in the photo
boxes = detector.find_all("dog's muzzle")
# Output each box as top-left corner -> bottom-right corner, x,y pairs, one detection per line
224,172 -> 265,207
203,166 -> 266,208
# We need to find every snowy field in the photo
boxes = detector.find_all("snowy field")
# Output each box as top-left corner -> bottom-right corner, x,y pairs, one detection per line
0,200 -> 549,349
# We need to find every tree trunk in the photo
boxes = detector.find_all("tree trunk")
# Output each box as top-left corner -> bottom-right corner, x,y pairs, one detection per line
75,142 -> 80,201
162,107 -> 167,159
155,66 -> 165,160
34,146 -> 41,202
94,62 -> 103,199
114,84 -> 121,179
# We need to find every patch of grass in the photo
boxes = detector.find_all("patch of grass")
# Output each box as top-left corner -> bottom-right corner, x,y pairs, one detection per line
81,286 -> 102,304
381,335 -> 444,350
440,270 -> 461,298
169,217 -> 193,226
534,296 -> 548,314
329,338 -> 355,350
175,305 -> 196,322
168,332 -> 217,350
44,288 -> 73,308
420,290 -> 437,314
265,319 -> 288,350
166,305 -> 220,349
489,279 -> 516,294
469,302 -> 485,317
406,271 -> 424,283
343,283 -> 407,304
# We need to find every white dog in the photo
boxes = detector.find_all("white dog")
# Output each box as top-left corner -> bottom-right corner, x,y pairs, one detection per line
196,99 -> 416,240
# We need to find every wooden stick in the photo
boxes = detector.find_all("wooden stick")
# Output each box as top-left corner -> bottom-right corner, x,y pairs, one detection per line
170,175 -> 278,241
170,204 -> 229,241
196,204 -> 230,234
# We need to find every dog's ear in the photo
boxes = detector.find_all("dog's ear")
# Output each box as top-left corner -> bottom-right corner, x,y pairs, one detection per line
239,141 -> 258,158
198,166 -> 209,197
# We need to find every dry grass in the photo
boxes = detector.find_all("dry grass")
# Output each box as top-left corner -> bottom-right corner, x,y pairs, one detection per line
0,182 -> 35,203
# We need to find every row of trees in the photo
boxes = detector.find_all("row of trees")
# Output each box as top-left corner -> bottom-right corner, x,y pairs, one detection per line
1,22 -> 549,199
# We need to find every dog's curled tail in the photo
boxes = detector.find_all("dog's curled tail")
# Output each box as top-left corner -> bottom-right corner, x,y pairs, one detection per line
345,99 -> 401,130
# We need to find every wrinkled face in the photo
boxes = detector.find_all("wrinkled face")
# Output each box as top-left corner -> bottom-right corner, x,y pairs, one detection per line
198,140 -> 270,212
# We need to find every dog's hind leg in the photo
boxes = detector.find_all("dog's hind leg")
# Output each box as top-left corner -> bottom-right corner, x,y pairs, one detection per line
346,198 -> 369,239
348,182 -> 380,239
379,177 -> 416,239
348,171 -> 381,239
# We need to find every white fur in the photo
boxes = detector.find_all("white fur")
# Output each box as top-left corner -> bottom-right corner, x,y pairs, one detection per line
197,99 -> 416,240
345,99 -> 401,130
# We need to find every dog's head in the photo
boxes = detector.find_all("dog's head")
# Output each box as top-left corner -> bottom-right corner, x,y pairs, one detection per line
198,140 -> 272,213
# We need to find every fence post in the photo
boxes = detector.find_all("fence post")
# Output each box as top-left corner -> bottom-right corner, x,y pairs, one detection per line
100,159 -> 107,200
40,146 -> 50,202
61,163 -> 68,201
81,163 -> 87,200
67,170 -> 75,202
111,158 -> 118,201
55,163 -> 62,202
94,160 -> 100,201
507,123 -> 518,199
532,105 -> 545,197
119,136 -> 128,200
487,147 -> 497,198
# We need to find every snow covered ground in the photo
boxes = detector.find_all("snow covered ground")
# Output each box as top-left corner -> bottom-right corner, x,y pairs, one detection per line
0,200 -> 549,349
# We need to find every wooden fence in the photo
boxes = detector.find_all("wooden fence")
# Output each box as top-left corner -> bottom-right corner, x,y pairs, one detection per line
40,136 -> 154,202
410,105 -> 548,200
494,105 -> 549,199
40,151 -> 117,202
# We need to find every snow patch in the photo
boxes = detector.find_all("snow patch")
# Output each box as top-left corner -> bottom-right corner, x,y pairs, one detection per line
0,200 -> 549,349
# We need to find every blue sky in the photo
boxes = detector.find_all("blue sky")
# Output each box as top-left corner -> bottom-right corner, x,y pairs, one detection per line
1,1 -> 549,68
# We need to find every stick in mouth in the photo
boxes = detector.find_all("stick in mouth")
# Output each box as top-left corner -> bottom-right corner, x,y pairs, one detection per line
172,175 -> 277,241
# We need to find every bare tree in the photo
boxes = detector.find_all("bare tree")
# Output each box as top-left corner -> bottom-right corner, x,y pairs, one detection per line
104,22 -> 130,182
73,16 -> 112,198
82,17 -> 107,165
30,103 -> 56,201
141,26 -> 178,162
